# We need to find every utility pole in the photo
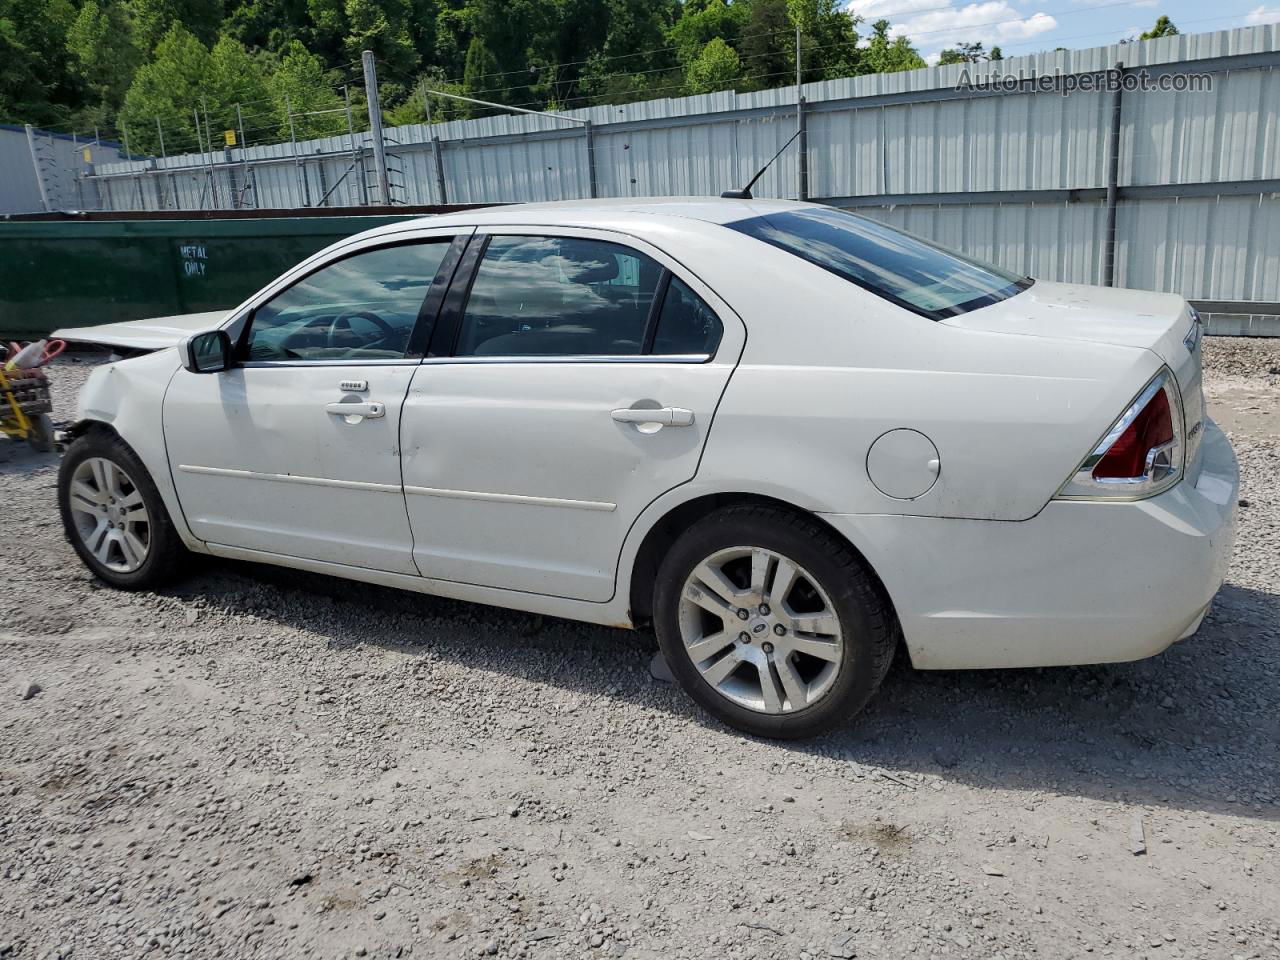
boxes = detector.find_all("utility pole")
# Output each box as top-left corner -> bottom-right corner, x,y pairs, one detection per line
362,50 -> 392,206
201,96 -> 220,208
796,23 -> 809,201
422,81 -> 449,205
1102,61 -> 1124,287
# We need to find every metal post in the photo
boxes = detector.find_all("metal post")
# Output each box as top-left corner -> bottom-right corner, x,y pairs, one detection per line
24,124 -> 50,211
236,103 -> 253,208
121,120 -> 132,159
195,108 -> 216,209
362,50 -> 392,206
422,88 -> 448,206
1102,61 -> 1124,287
584,120 -> 598,199
344,85 -> 368,206
201,97 -> 220,208
285,94 -> 311,207
155,117 -> 166,158
796,24 -> 808,201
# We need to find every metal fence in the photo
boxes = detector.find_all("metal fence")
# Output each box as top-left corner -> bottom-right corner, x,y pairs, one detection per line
39,26 -> 1280,324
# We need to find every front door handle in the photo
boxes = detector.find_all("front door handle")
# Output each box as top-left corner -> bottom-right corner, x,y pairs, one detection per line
611,407 -> 695,427
326,401 -> 385,422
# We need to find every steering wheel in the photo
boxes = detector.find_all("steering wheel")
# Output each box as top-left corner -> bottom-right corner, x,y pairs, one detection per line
326,310 -> 396,349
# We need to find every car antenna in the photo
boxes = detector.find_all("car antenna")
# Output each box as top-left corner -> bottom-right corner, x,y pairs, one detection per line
720,130 -> 802,200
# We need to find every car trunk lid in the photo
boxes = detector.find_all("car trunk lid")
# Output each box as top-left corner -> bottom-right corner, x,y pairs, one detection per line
944,279 -> 1206,473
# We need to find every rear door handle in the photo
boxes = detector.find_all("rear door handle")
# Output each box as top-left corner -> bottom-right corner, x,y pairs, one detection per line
326,401 -> 385,422
611,407 -> 694,427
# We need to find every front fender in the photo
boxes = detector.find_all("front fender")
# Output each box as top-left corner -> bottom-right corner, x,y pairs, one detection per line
71,350 -> 206,553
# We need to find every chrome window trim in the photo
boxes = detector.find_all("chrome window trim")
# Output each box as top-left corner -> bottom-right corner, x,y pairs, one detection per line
417,353 -> 713,366
1056,367 -> 1186,501
240,358 -> 422,368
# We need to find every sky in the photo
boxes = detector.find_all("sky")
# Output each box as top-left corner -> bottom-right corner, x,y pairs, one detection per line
844,0 -> 1280,63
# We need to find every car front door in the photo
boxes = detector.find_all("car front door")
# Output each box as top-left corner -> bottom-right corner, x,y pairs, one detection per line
163,230 -> 468,574
400,228 -> 745,601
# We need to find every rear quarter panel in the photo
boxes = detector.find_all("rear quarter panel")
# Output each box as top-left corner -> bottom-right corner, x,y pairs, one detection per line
650,228 -> 1162,522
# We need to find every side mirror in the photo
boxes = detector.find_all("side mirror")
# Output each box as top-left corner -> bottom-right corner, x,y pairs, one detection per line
181,330 -> 233,373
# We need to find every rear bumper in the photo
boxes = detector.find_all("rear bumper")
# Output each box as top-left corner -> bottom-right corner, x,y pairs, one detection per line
823,419 -> 1239,670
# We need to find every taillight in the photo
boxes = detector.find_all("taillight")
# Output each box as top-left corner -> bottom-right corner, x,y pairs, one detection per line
1058,368 -> 1184,500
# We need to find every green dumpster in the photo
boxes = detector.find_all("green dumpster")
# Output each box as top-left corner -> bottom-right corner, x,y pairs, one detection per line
0,214 -> 419,339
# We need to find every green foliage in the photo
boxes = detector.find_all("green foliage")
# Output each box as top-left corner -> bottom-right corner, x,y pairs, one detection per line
861,19 -> 924,75
268,38 -> 344,137
1140,16 -> 1179,40
685,36 -> 739,94
938,41 -> 988,65
5,0 -> 1028,149
66,0 -> 140,115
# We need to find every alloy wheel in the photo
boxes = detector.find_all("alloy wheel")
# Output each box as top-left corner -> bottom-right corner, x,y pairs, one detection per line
67,457 -> 151,573
677,546 -> 844,714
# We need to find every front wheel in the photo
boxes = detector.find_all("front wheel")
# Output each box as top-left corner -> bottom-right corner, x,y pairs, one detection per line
57,430 -> 186,589
653,505 -> 896,739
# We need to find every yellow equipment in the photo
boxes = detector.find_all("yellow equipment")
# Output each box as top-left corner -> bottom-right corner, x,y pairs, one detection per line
0,366 -> 54,452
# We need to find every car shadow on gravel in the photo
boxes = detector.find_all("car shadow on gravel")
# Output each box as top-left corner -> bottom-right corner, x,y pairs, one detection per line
175,559 -> 1279,822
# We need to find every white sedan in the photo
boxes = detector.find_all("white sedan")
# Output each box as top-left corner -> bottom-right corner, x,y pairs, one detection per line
55,199 -> 1238,739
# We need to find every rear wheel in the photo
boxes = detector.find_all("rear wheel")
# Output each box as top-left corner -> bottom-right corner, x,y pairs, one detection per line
57,431 -> 185,589
653,505 -> 895,739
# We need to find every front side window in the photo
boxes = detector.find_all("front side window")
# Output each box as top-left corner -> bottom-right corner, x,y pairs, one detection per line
244,242 -> 451,362
456,235 -> 664,357
726,207 -> 1030,319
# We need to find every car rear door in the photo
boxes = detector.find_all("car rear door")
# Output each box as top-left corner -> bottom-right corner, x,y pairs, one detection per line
400,227 -> 745,602
162,229 -> 469,574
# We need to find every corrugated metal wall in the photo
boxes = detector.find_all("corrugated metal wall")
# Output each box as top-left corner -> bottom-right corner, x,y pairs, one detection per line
0,126 -> 125,214
85,24 -> 1280,303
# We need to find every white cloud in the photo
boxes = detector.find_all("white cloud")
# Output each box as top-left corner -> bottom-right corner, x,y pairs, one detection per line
1245,5 -> 1280,25
1073,0 -> 1154,6
847,1 -> 1058,55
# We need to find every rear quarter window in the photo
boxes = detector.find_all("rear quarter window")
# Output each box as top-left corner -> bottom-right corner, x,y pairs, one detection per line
726,207 -> 1031,320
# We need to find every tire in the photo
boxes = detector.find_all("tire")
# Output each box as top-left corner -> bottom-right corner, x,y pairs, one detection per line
653,505 -> 895,739
57,429 -> 186,590
28,412 -> 54,453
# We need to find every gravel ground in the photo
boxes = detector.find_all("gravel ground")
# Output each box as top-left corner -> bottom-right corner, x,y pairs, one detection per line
1,339 -> 1278,960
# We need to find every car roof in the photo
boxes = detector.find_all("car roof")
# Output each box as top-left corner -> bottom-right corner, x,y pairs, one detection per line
357,196 -> 825,240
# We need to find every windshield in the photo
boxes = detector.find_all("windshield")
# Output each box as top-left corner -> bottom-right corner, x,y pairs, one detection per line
726,207 -> 1031,319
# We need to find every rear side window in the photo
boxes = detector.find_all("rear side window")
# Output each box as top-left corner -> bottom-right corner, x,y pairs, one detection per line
726,207 -> 1030,319
653,277 -> 722,355
454,235 -> 723,359
456,236 -> 662,357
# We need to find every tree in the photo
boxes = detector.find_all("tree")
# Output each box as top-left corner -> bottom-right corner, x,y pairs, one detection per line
989,45 -> 1003,61
861,19 -> 924,74
120,23 -> 213,153
1140,16 -> 1179,40
208,35 -> 271,130
342,0 -> 417,78
66,0 -> 141,118
685,36 -> 739,94
938,41 -> 987,65
128,0 -> 224,53
461,35 -> 499,111
268,38 -> 343,139
0,0 -> 78,126
668,0 -> 742,67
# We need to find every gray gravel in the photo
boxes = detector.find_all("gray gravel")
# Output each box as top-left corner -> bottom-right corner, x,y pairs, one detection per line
2,340 -> 1279,960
